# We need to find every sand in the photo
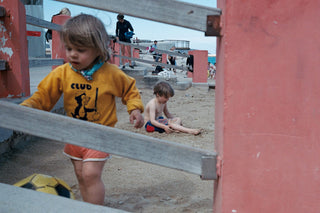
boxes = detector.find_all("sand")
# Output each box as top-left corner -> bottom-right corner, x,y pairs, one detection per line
0,57 -> 216,212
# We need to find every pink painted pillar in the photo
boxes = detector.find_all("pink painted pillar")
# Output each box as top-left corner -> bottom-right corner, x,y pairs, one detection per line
121,43 -> 130,65
52,15 -> 70,69
109,40 -> 120,65
214,0 -> 320,212
132,48 -> 139,66
114,41 -> 120,66
0,0 -> 29,98
187,70 -> 193,78
161,53 -> 167,64
188,50 -> 208,83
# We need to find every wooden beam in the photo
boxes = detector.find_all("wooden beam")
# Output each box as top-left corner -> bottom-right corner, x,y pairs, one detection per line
114,54 -> 187,71
117,41 -> 188,58
29,58 -> 64,68
55,0 -> 221,32
0,183 -> 129,213
0,101 -> 217,179
26,15 -> 61,31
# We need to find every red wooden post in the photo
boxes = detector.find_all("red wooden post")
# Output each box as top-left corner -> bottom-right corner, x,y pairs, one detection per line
132,48 -> 139,66
51,15 -> 70,69
214,0 -> 320,212
0,0 -> 29,98
161,53 -> 167,64
187,70 -> 193,78
109,40 -> 120,66
188,50 -> 208,83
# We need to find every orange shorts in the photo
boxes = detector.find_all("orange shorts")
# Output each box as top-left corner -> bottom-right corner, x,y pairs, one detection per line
63,144 -> 110,162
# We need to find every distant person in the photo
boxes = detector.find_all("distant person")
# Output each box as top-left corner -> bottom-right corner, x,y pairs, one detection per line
208,62 -> 214,79
213,62 -> 217,79
149,40 -> 161,62
115,14 -> 134,69
144,81 -> 201,135
167,46 -> 176,72
45,8 -> 71,55
21,14 -> 144,205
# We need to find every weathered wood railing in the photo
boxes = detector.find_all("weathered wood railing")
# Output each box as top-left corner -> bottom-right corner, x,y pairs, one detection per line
25,15 -> 65,68
115,40 -> 189,71
0,100 -> 217,180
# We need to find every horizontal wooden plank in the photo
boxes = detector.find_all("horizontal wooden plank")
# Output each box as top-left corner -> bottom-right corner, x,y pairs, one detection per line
0,101 -> 216,179
117,41 -> 188,58
26,15 -> 61,31
0,183 -> 128,213
55,0 -> 221,32
29,58 -> 64,68
114,54 -> 187,71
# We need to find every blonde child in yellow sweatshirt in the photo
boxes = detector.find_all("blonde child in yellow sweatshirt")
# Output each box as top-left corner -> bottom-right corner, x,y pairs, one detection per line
21,14 -> 144,205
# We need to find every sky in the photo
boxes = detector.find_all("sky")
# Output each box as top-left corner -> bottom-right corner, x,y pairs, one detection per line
43,0 -> 217,54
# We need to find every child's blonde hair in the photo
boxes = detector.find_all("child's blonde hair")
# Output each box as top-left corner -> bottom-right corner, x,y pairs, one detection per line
60,14 -> 110,61
153,81 -> 174,98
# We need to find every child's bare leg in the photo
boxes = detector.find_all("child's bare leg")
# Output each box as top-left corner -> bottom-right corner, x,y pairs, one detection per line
168,123 -> 201,135
171,117 -> 182,125
71,160 -> 106,205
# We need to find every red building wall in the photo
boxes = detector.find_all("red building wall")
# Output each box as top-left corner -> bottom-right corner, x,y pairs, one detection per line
214,0 -> 320,212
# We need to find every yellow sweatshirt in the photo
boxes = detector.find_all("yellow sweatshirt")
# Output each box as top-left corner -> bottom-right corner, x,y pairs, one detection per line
21,62 -> 144,127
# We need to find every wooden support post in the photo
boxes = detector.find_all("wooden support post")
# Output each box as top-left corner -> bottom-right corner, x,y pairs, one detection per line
132,47 -> 140,66
124,43 -> 131,65
188,50 -> 208,84
214,0 -> 320,212
109,40 -> 120,66
0,0 -> 30,98
162,53 -> 167,64
51,15 -> 70,69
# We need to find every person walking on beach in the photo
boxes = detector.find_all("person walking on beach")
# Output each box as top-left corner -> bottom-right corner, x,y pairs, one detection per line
167,46 -> 177,72
208,62 -> 215,79
21,14 -> 144,205
149,40 -> 161,62
144,81 -> 201,135
116,14 -> 134,69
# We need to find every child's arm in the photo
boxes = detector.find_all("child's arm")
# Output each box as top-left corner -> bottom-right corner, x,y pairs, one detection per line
20,69 -> 62,111
129,109 -> 144,128
163,104 -> 175,119
117,73 -> 144,115
114,70 -> 144,128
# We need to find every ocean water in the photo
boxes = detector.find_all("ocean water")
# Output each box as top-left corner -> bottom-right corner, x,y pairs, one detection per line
208,56 -> 216,64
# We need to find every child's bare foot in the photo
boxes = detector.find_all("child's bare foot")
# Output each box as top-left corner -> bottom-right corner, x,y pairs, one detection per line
192,129 -> 201,136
